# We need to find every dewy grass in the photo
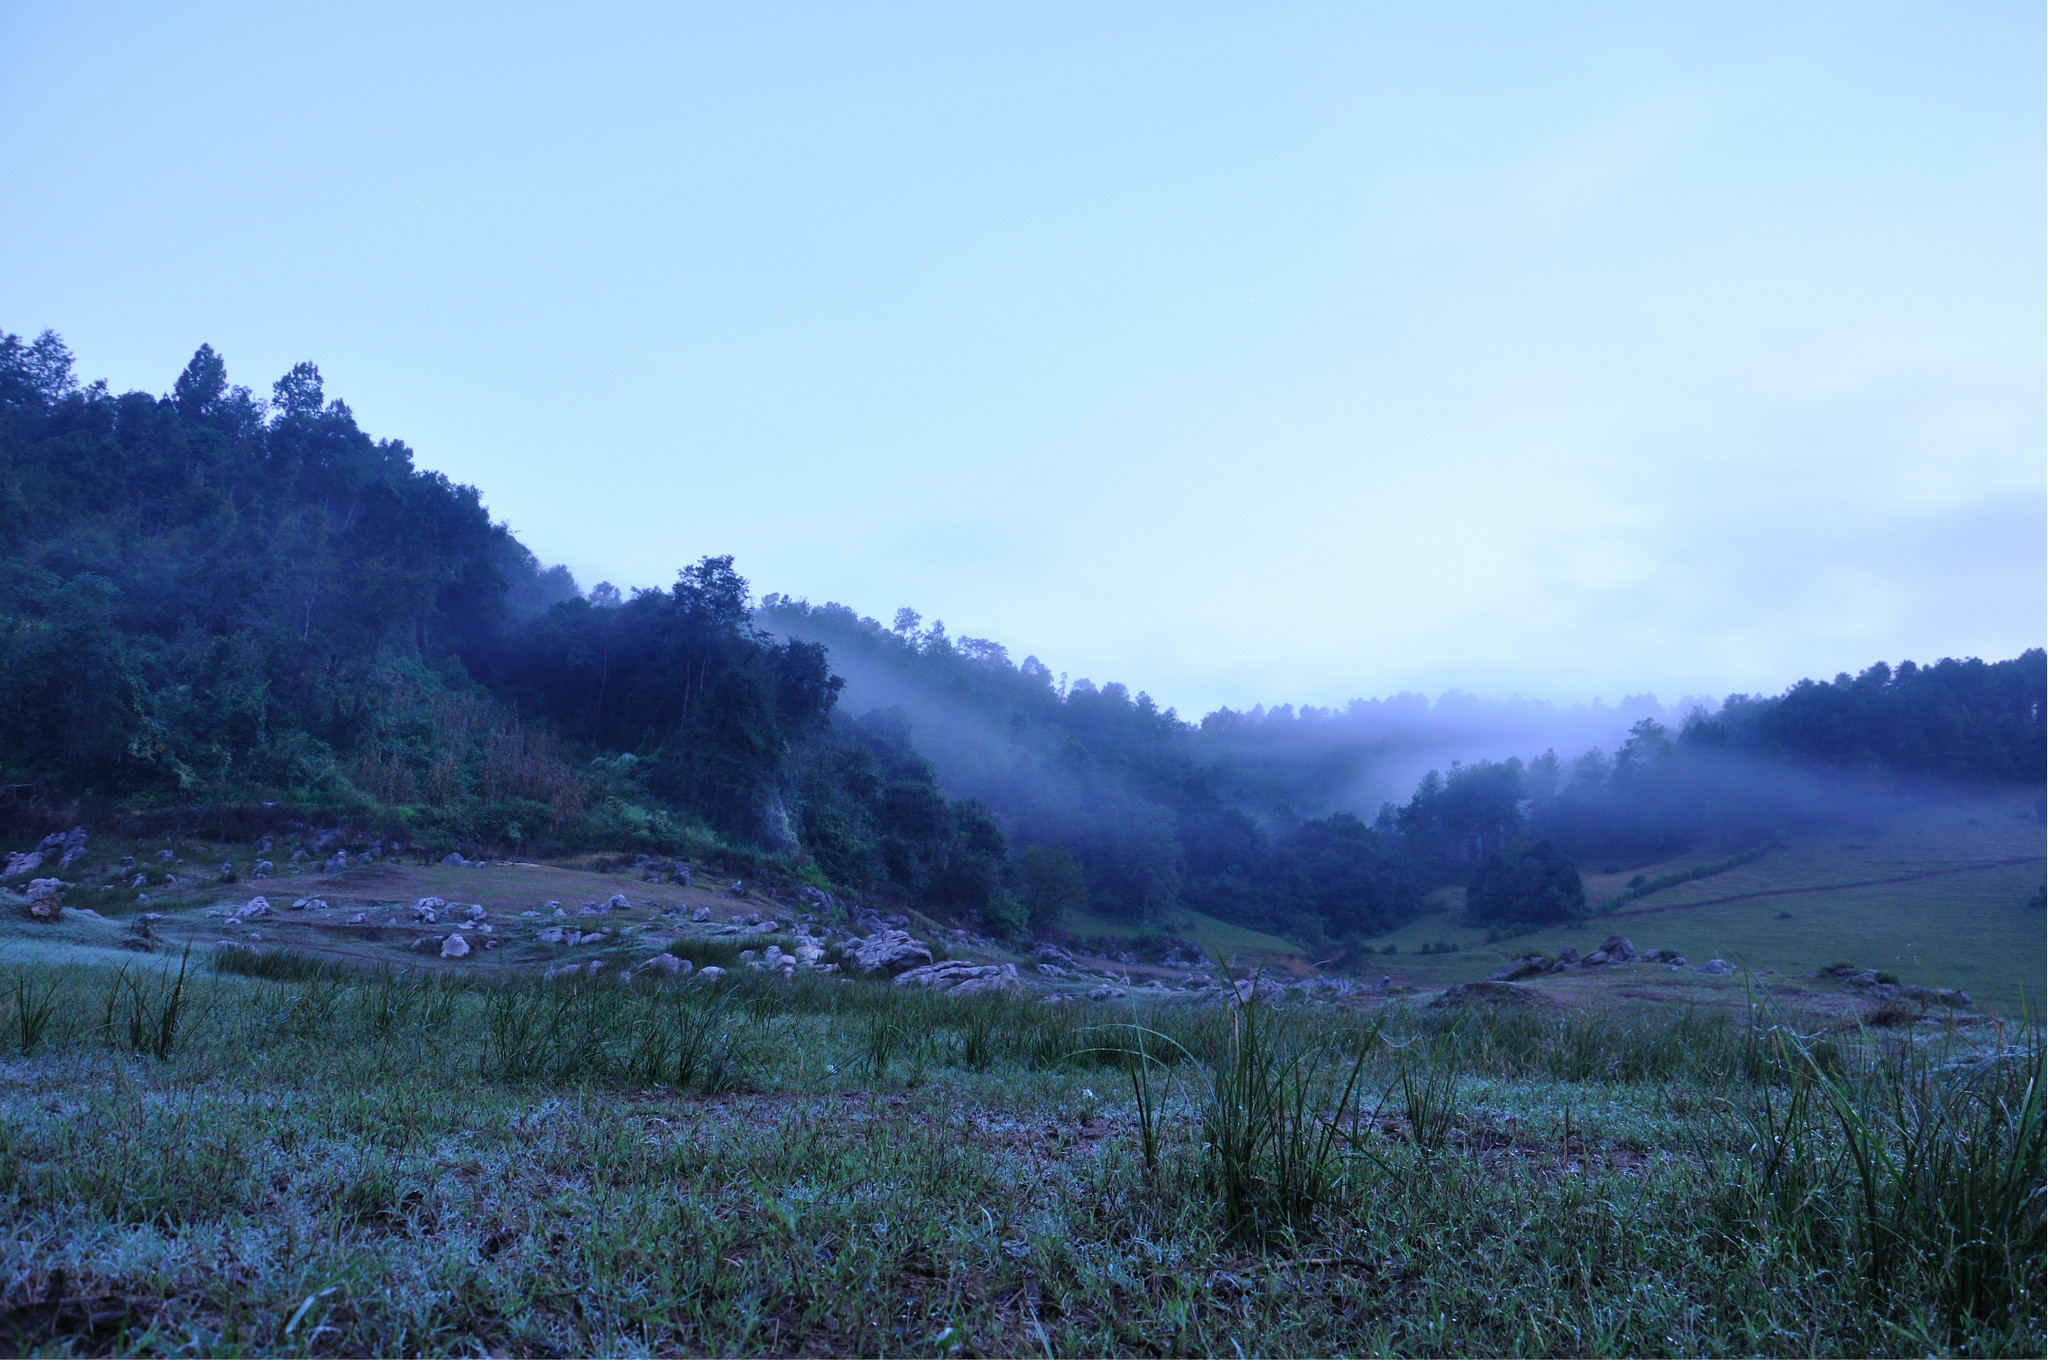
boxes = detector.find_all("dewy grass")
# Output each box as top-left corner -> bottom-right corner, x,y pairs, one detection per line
0,952 -> 2039,1356
8,970 -> 59,1055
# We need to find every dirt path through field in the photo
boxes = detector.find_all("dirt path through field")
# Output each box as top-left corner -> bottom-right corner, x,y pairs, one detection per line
1608,856 -> 2045,919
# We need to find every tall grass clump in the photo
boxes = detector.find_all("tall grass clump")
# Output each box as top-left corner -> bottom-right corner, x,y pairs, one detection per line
1199,965 -> 1378,1240
211,944 -> 355,984
479,975 -> 743,1091
1727,1001 -> 2046,1349
97,948 -> 194,1060
8,970 -> 59,1055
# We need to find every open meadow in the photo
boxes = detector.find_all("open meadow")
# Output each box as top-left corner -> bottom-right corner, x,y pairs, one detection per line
0,825 -> 2039,1357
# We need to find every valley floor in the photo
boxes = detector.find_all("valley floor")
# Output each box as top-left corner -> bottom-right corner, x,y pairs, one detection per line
0,946 -> 2039,1356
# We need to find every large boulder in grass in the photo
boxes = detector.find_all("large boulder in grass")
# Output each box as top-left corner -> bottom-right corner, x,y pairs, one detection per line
847,929 -> 933,976
23,878 -> 62,920
894,960 -> 1019,996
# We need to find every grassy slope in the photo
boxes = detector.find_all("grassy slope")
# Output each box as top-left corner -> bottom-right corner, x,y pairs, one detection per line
1372,792 -> 2045,1013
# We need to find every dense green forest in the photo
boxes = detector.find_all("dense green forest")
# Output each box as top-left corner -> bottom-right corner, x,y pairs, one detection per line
3,330 -> 2041,952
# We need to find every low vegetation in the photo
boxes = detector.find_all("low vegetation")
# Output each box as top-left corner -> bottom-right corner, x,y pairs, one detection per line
0,945 -> 2037,1356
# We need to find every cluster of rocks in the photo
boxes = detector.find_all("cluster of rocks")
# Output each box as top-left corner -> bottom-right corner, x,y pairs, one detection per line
1796,963 -> 1971,1009
627,854 -> 693,887
5,826 -> 88,880
1487,936 -> 1735,981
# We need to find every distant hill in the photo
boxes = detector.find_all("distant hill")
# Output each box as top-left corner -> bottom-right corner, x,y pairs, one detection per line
4,328 -> 2040,958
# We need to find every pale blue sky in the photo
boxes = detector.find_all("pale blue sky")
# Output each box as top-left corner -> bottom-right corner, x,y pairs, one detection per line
3,2 -> 2040,715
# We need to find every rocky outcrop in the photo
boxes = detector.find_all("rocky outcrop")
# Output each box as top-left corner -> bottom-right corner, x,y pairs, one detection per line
893,960 -> 1019,996
847,929 -> 933,976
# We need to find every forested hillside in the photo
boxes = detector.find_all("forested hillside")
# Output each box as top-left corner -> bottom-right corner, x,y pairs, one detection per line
4,330 -> 2040,955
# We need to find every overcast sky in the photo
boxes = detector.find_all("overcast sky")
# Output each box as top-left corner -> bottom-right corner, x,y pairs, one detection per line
3,2 -> 2040,716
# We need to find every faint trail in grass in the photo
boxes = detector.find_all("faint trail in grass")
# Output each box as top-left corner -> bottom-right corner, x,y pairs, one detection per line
1608,857 -> 2045,918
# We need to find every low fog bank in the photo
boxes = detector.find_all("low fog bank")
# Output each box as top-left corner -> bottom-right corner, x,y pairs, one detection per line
1192,691 -> 1715,820
763,597 -> 2042,942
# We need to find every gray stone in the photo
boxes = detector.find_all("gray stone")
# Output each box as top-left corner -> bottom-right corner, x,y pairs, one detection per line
1599,935 -> 1638,962
24,877 -> 62,920
538,926 -> 567,944
323,851 -> 348,873
1489,954 -> 1551,982
347,913 -> 366,924
441,852 -> 468,866
5,849 -> 45,877
128,874 -> 147,889
252,860 -> 273,879
690,905 -> 712,922
440,933 -> 471,959
847,928 -> 933,976
1695,958 -> 1735,975
237,897 -> 271,919
694,965 -> 727,981
893,960 -> 1020,995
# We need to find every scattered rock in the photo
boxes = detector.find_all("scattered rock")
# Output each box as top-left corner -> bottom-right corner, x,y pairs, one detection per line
538,926 -> 567,944
463,903 -> 488,922
1583,949 -> 1610,966
252,860 -> 274,879
602,894 -> 630,912
690,905 -> 712,922
323,851 -> 348,873
4,850 -> 44,877
1695,959 -> 1734,975
346,912 -> 366,924
638,953 -> 689,978
158,849 -> 176,864
128,874 -> 147,889
695,965 -> 727,981
1599,935 -> 1638,962
1032,944 -> 1078,968
441,852 -> 468,867
238,897 -> 271,919
411,896 -> 446,922
440,933 -> 471,959
1088,986 -> 1128,1001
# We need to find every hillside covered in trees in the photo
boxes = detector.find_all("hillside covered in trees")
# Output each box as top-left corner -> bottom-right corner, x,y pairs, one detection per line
4,330 -> 2041,954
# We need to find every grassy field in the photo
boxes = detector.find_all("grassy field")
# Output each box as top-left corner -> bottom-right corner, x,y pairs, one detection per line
1368,791 -> 2046,1013
0,811 -> 2039,1355
0,944 -> 2038,1356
